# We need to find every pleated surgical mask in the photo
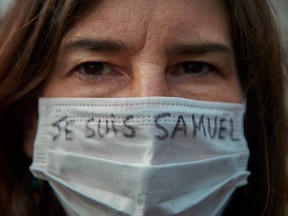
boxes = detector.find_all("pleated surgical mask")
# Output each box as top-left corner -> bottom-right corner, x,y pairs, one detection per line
30,97 -> 250,216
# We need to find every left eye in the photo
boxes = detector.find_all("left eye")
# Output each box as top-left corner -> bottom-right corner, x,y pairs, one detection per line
176,62 -> 214,76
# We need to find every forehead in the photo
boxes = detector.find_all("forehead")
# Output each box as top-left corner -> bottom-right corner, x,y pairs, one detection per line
64,0 -> 232,51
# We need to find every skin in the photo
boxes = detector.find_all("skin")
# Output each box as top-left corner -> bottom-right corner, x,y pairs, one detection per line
25,0 -> 243,157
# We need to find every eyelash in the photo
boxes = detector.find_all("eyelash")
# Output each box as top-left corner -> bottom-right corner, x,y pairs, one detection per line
74,61 -> 217,80
172,61 -> 216,76
75,62 -> 115,80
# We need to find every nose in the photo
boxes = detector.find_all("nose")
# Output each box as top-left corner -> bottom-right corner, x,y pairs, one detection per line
129,63 -> 171,97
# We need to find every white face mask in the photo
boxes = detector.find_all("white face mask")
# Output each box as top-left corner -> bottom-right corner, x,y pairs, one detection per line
30,97 -> 250,216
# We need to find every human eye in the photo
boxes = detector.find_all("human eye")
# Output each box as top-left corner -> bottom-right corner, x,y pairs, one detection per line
174,61 -> 216,76
75,61 -> 116,80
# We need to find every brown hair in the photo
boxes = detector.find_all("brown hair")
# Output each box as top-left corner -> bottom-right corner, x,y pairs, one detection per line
224,0 -> 287,215
0,0 -> 287,215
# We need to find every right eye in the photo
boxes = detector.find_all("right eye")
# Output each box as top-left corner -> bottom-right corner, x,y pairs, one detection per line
78,62 -> 111,76
77,62 -> 113,78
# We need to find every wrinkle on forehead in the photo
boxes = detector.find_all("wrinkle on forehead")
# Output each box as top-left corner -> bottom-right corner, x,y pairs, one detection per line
90,0 -> 154,50
63,0 -> 232,55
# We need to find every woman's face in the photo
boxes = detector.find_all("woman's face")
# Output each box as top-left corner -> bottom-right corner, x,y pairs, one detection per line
43,0 -> 242,102
25,0 -> 242,157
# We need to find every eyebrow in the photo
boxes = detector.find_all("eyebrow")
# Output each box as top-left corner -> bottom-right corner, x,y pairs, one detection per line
63,38 -> 129,53
62,38 -> 233,56
167,43 -> 233,56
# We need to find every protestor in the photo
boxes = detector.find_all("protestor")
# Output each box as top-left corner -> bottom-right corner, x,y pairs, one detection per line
0,0 -> 287,215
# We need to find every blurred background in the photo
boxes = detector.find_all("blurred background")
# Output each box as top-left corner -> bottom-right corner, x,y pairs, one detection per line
271,0 -> 288,116
272,0 -> 288,42
272,0 -> 288,88
0,0 -> 10,18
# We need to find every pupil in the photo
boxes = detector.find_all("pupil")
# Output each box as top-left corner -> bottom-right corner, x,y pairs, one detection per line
83,62 -> 104,75
183,62 -> 204,73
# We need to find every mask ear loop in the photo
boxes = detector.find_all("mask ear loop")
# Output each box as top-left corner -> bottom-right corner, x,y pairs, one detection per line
30,175 -> 44,208
28,97 -> 45,209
